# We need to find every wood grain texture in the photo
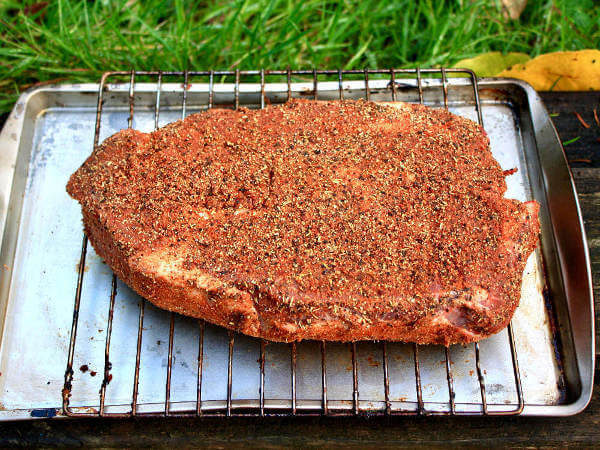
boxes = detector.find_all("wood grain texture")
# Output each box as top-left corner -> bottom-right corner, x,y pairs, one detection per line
0,91 -> 598,446
573,167 -> 600,354
541,92 -> 600,168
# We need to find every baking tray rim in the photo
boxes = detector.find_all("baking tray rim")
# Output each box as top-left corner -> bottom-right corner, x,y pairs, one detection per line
0,77 -> 594,419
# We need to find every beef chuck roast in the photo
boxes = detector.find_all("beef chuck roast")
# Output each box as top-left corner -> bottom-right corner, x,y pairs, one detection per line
67,99 -> 539,345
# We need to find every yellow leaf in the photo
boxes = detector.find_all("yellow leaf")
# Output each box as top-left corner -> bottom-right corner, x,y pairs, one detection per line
453,52 -> 530,77
497,50 -> 600,91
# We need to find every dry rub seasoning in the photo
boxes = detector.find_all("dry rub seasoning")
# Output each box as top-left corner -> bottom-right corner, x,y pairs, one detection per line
67,99 -> 539,345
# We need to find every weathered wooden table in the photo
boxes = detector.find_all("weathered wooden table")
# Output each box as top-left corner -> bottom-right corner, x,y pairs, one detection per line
0,91 -> 597,447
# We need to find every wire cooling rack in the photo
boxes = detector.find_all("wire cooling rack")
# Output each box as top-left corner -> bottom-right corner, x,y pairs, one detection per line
62,68 -> 531,417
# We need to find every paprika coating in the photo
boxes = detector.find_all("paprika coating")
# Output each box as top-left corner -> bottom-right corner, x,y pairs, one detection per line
67,99 -> 539,345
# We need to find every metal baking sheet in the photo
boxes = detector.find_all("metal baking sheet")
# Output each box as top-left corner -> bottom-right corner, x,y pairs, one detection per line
0,76 -> 593,419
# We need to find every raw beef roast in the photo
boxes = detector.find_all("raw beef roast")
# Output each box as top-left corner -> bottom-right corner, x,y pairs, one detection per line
67,99 -> 539,345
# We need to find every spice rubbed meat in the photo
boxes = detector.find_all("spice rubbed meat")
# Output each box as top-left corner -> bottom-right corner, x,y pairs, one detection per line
67,99 -> 539,345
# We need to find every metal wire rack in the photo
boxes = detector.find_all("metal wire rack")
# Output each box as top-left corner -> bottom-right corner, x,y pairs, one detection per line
62,68 -> 525,417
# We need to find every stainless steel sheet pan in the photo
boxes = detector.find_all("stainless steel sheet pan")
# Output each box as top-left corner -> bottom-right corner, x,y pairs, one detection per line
0,71 -> 593,419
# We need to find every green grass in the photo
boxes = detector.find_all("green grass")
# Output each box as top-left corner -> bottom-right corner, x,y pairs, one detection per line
0,0 -> 599,113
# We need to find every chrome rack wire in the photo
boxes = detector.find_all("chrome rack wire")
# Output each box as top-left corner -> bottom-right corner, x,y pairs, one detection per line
62,68 -> 525,418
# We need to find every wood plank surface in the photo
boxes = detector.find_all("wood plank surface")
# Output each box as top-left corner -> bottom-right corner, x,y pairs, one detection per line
0,91 -> 598,447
